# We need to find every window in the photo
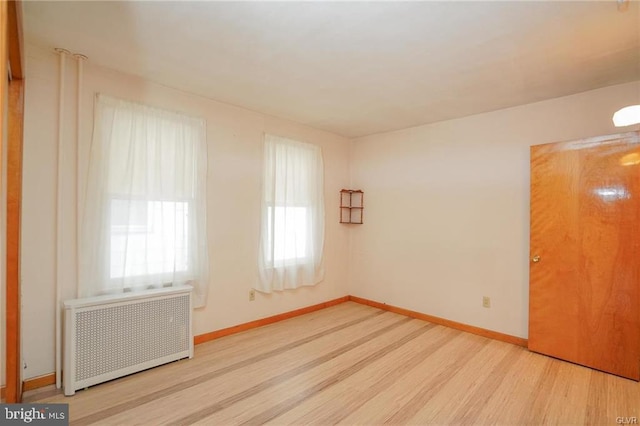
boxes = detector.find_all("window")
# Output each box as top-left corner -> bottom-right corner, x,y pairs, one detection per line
257,134 -> 325,292
109,199 -> 190,280
80,94 -> 209,307
266,206 -> 308,262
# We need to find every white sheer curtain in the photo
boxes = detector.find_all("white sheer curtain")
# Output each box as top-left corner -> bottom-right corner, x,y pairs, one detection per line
257,134 -> 325,292
80,94 -> 209,307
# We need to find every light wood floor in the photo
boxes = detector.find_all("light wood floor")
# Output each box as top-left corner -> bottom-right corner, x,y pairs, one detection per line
25,302 -> 640,425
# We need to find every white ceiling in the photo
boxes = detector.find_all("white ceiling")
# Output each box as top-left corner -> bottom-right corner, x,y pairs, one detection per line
23,1 -> 640,138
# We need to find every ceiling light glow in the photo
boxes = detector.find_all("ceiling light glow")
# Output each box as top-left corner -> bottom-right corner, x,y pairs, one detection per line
613,105 -> 640,127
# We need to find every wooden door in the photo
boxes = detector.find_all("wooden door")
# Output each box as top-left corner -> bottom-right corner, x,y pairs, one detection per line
529,132 -> 640,380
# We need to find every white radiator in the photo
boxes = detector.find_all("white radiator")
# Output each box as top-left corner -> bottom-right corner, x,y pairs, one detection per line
63,286 -> 193,396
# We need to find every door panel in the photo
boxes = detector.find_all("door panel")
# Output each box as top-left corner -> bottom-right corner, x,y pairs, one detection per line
529,132 -> 640,381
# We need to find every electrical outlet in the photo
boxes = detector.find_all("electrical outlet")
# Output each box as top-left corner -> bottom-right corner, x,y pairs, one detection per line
249,289 -> 256,301
482,296 -> 491,308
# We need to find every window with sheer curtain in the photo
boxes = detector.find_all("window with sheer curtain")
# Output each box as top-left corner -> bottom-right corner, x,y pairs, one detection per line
257,134 -> 325,292
80,94 -> 209,307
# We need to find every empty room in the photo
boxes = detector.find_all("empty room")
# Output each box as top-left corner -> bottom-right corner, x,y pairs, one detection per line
1,0 -> 640,424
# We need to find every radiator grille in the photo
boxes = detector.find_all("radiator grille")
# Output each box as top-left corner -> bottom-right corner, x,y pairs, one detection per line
64,287 -> 193,395
75,296 -> 189,381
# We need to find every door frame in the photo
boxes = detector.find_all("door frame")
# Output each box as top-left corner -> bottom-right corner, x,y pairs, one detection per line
3,0 -> 25,403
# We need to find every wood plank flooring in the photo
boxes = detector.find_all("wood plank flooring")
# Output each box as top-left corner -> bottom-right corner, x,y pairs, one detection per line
24,302 -> 640,425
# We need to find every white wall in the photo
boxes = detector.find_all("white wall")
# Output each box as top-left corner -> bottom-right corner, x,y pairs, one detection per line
21,44 -> 351,380
349,81 -> 640,339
